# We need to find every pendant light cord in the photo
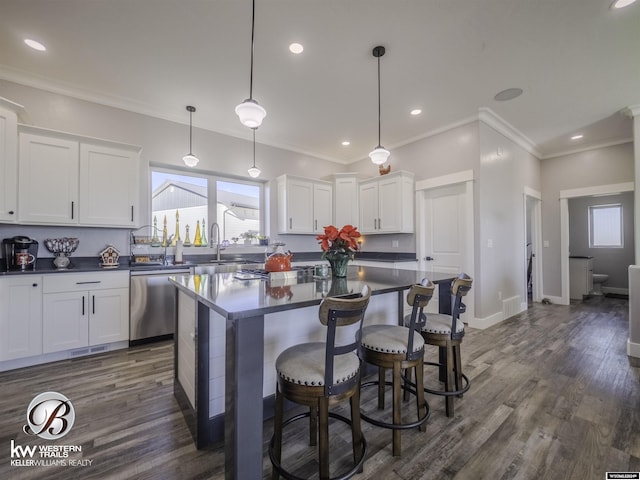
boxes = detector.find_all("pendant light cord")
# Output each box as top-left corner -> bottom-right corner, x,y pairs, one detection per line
249,0 -> 256,100
252,129 -> 256,168
189,109 -> 193,154
377,53 -> 381,147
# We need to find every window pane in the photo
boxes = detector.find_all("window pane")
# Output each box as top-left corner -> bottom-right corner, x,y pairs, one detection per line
217,181 -> 260,243
590,205 -> 622,248
151,172 -> 208,244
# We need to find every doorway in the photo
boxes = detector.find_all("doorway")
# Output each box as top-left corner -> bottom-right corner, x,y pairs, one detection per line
524,188 -> 543,305
559,182 -> 634,304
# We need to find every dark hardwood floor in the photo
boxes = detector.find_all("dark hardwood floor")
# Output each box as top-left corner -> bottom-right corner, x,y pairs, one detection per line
1,295 -> 638,479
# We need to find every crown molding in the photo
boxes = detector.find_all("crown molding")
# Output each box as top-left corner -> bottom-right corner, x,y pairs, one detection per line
540,138 -> 633,160
478,107 -> 541,158
622,105 -> 640,117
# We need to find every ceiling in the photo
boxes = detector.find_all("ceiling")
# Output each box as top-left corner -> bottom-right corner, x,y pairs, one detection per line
1,0 -> 639,164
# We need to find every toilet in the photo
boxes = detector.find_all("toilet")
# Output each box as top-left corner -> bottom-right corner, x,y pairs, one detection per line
592,273 -> 609,295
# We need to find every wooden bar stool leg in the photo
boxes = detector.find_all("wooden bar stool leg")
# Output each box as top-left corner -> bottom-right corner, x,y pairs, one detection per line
453,345 -> 463,395
272,386 -> 284,480
415,361 -> 427,432
378,366 -> 386,409
309,405 -> 318,446
318,396 -> 330,480
392,361 -> 402,456
350,387 -> 364,473
445,342 -> 455,417
403,367 -> 412,402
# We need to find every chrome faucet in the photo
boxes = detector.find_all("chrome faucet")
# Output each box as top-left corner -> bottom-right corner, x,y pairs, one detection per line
210,222 -> 221,261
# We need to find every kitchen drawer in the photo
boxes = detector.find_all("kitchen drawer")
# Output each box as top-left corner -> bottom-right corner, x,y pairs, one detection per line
43,271 -> 129,293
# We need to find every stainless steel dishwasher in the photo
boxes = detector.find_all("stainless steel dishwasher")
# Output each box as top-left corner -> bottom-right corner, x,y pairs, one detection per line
129,268 -> 191,345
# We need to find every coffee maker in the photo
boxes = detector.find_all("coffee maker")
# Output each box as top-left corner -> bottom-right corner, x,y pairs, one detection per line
3,236 -> 38,271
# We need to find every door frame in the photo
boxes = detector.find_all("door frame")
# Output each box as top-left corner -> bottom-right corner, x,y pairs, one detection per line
559,181 -> 634,305
524,187 -> 543,304
415,169 -> 475,324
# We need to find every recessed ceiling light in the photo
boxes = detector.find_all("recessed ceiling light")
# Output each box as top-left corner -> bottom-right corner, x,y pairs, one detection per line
289,43 -> 304,54
341,141 -> 350,146
611,0 -> 637,9
24,38 -> 46,51
410,109 -> 422,116
571,134 -> 584,140
494,88 -> 523,102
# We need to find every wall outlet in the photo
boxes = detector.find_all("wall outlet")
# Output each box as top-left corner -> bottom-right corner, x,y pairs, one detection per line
392,240 -> 399,248
543,240 -> 549,248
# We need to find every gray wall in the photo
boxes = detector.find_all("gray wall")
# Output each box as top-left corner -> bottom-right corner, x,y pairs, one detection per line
540,143 -> 635,297
568,192 -> 634,289
0,80 -> 352,254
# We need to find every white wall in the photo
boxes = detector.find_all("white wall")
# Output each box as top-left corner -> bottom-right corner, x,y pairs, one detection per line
476,121 -> 540,319
540,143 -> 634,297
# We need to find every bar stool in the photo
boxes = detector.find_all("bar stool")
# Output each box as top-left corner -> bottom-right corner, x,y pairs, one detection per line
419,273 -> 472,417
269,285 -> 371,480
359,281 -> 434,457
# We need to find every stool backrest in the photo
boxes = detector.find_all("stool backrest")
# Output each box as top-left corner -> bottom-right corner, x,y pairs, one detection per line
405,279 -> 435,361
319,285 -> 371,396
450,273 -> 473,339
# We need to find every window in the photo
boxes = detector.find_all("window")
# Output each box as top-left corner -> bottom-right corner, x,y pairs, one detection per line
589,204 -> 623,248
150,169 -> 262,244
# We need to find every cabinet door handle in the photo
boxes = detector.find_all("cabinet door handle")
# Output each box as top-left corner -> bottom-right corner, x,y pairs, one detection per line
374,219 -> 377,230
315,220 -> 317,231
92,295 -> 95,315
131,205 -> 134,222
378,218 -> 381,229
71,201 -> 74,219
82,295 -> 85,316
76,281 -> 101,285
289,217 -> 292,229
8,210 -> 14,215
32,283 -> 38,287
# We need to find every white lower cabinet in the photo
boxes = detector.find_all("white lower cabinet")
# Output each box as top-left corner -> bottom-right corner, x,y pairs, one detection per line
0,276 -> 43,361
42,271 -> 129,354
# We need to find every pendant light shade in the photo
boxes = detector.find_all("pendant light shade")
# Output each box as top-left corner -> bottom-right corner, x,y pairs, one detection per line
236,0 -> 266,128
248,129 -> 261,178
369,46 -> 390,165
183,106 -> 199,167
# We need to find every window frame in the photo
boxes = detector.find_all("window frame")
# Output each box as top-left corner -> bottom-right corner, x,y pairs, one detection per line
588,203 -> 623,249
149,166 -> 265,242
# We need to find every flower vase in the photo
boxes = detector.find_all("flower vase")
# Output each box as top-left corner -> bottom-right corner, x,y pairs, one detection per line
326,252 -> 350,277
328,277 -> 351,297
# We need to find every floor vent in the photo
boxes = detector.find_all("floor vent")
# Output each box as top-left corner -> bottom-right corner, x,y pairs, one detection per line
502,296 -> 521,319
70,348 -> 90,357
69,345 -> 108,358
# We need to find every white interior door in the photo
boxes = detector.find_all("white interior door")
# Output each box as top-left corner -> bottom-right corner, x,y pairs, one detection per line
422,183 -> 466,274
420,183 -> 468,314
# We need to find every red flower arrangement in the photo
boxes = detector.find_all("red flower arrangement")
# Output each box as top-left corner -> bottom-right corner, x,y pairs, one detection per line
317,224 -> 361,260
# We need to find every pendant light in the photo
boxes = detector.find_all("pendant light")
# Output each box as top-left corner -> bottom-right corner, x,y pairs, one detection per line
235,0 -> 266,129
247,129 -> 261,178
369,46 -> 390,165
182,106 -> 199,167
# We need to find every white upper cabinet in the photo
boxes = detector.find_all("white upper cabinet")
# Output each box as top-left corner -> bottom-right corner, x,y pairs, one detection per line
17,125 -> 141,227
79,143 -> 139,226
0,101 -> 18,223
332,174 -> 359,228
18,132 -> 79,225
358,171 -> 414,234
277,175 -> 333,234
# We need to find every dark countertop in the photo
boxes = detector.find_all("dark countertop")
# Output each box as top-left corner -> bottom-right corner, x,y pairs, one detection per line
569,256 -> 593,259
0,251 -> 418,275
169,265 -> 453,320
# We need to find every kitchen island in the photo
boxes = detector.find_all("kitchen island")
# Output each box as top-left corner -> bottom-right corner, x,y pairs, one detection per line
169,265 -> 456,480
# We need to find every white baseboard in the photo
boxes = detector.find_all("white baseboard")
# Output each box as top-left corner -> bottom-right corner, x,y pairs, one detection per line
467,312 -> 503,330
603,286 -> 629,295
628,338 -> 640,359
